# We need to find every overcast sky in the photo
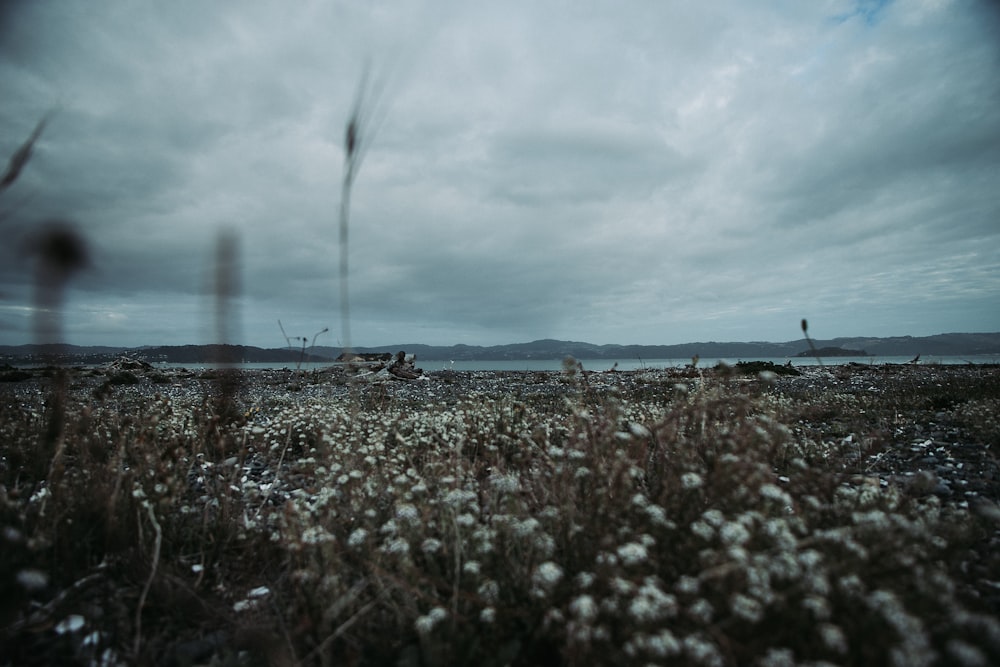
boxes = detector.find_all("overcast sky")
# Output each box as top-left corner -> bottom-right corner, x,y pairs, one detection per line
1,0 -> 998,349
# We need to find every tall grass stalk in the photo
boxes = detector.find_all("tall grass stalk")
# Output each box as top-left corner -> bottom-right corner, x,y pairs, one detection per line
338,63 -> 388,367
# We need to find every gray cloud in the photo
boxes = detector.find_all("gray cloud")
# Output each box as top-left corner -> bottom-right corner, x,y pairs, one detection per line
1,0 -> 998,349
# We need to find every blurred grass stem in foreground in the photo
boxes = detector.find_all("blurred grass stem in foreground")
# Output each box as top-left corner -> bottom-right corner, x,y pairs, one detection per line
339,62 -> 390,367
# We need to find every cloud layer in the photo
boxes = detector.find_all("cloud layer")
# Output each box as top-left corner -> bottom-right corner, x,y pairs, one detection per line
2,0 -> 998,347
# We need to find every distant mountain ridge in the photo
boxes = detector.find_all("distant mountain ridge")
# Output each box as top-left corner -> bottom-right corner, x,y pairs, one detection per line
2,332 -> 998,364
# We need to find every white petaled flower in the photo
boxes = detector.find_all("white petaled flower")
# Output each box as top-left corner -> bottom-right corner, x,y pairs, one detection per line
489,472 -> 521,494
720,521 -> 751,546
414,606 -> 448,635
532,561 -> 564,593
347,528 -> 368,549
648,629 -> 682,658
444,488 -> 477,508
688,598 -> 714,624
611,576 -> 635,595
675,575 -> 699,595
802,595 -> 831,621
645,504 -> 671,527
383,537 -> 410,555
617,542 -> 648,567
463,560 -> 481,576
16,569 -> 49,591
681,472 -> 704,490
730,593 -> 764,623
395,503 -> 420,523
629,580 -> 678,623
691,520 -> 715,542
819,623 -> 848,654
758,647 -> 795,667
628,422 -> 651,438
478,579 -> 500,604
533,532 -> 556,558
683,634 -> 723,667
702,509 -> 725,527
946,639 -> 987,667
569,595 -> 598,623
480,607 -> 496,624
760,483 -> 792,506
300,526 -> 336,545
54,614 -> 86,635
513,517 -> 540,537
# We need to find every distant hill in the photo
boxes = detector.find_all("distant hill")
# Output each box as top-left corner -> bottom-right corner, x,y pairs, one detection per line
314,332 -> 1000,360
0,343 -> 333,365
2,332 -> 998,365
794,346 -> 870,358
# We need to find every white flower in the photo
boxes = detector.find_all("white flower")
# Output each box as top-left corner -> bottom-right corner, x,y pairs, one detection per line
758,647 -> 795,667
760,483 -> 792,506
819,623 -> 847,654
347,528 -> 368,548
644,504 -> 672,527
569,595 -> 598,623
383,537 -> 410,555
478,579 -> 500,604
54,614 -> 85,635
720,522 -> 750,546
611,577 -> 635,595
16,569 -> 48,591
420,537 -> 442,554
513,517 -> 540,537
691,520 -> 714,541
629,580 -> 678,623
628,422 -> 652,438
729,593 -> 763,623
675,574 -> 699,595
617,542 -> 648,567
946,639 -> 987,667
683,634 -> 723,667
688,598 -> 714,624
681,472 -> 704,490
532,561 -> 564,593
414,606 -> 447,635
647,629 -> 682,658
444,488 -> 477,508
702,509 -> 725,527
395,503 -> 420,523
489,473 -> 521,494
300,526 -> 336,545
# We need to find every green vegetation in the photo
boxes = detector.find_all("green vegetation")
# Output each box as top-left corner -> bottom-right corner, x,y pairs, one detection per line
2,363 -> 998,665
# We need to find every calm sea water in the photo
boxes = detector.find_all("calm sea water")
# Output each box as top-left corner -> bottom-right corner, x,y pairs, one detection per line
154,355 -> 999,372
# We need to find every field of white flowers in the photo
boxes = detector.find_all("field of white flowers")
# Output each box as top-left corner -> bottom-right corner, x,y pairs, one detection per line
2,362 -> 999,666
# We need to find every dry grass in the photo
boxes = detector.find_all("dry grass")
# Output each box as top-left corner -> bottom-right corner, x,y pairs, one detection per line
2,363 -> 998,665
